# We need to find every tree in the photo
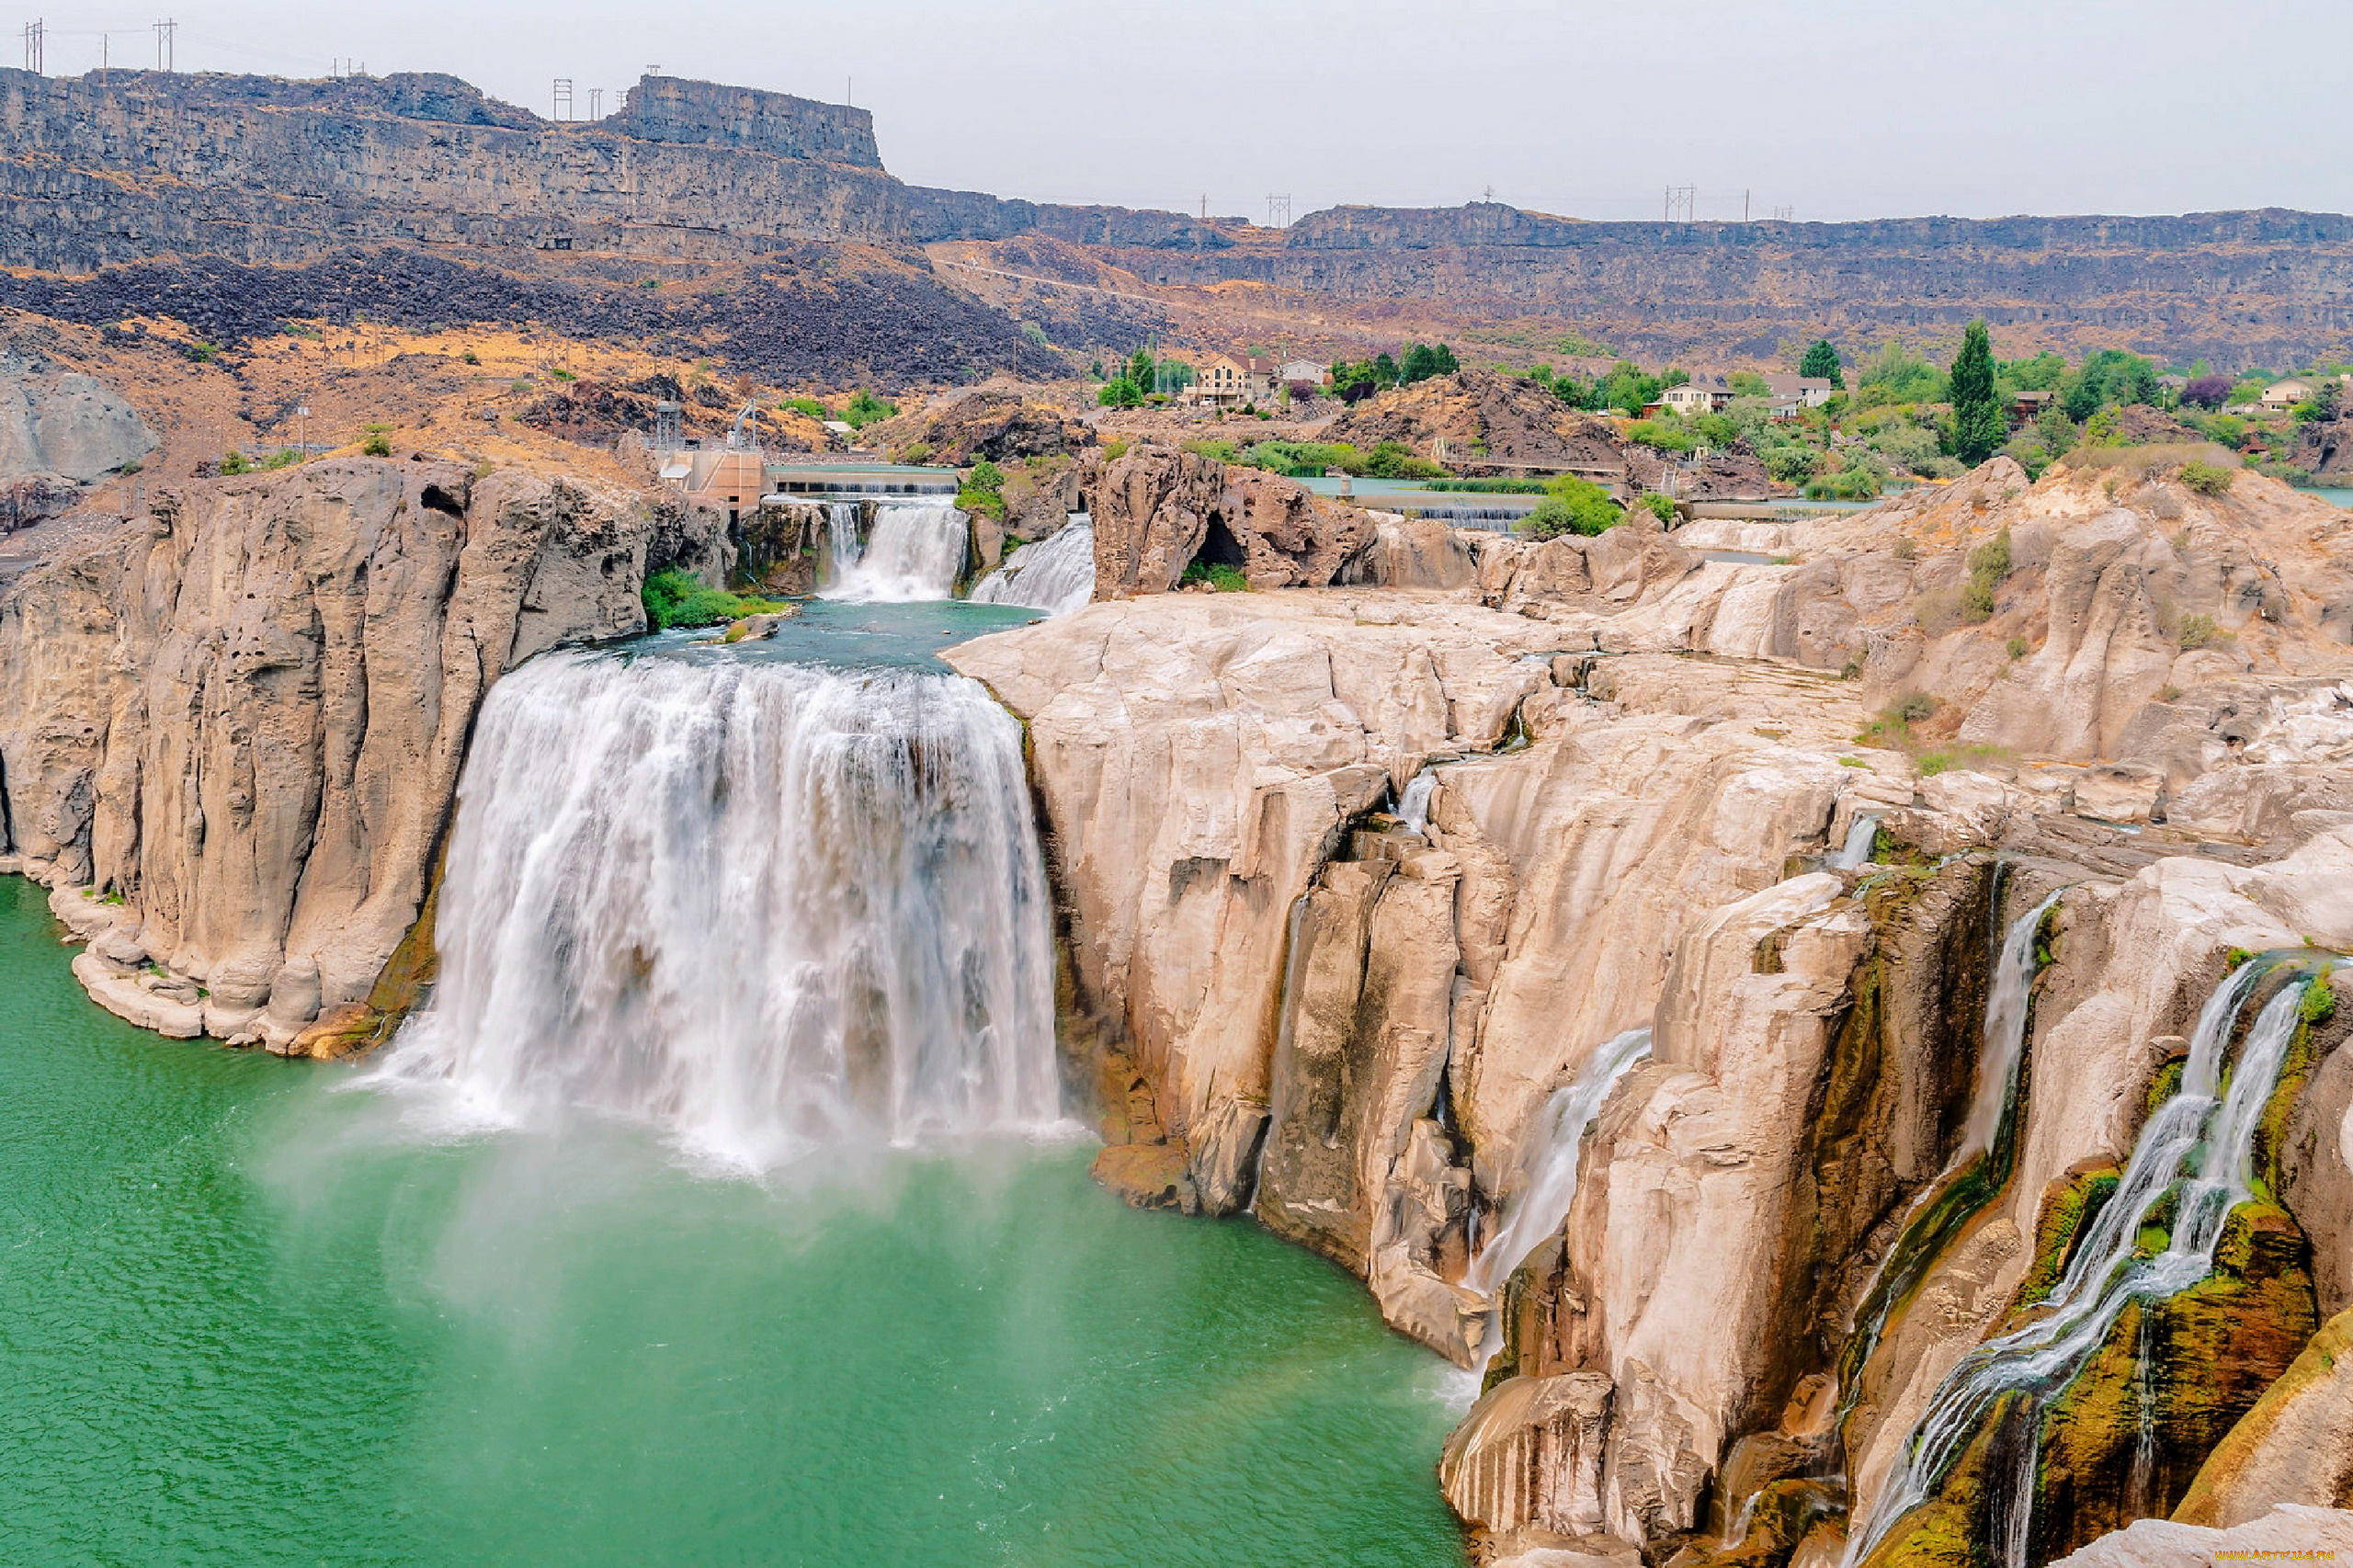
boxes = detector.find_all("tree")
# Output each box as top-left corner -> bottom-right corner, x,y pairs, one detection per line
1949,320 -> 2005,467
1800,338 -> 1845,389
1372,352 -> 1400,388
1433,344 -> 1459,375
1521,475 -> 1622,539
2181,373 -> 2233,410
1399,343 -> 1440,385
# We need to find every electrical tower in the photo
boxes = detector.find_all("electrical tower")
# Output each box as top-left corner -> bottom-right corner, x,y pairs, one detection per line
551,77 -> 574,122
1663,185 -> 1697,222
587,86 -> 603,119
21,19 -> 42,73
1771,204 -> 1795,222
1265,193 -> 1290,228
153,17 -> 174,70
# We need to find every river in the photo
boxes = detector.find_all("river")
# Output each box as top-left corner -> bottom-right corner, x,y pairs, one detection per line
0,588 -> 1469,1567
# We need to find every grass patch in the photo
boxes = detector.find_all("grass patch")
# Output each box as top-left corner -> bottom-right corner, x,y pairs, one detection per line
1180,560 -> 1249,593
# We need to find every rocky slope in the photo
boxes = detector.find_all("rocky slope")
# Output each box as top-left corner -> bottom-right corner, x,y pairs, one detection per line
948,451 -> 2353,1564
0,457 -> 724,1051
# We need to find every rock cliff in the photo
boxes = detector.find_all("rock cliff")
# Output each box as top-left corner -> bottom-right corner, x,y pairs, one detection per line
0,457 -> 723,1051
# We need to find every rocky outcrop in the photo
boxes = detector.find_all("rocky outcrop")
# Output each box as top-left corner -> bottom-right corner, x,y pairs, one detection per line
1079,446 -> 1381,597
2051,1504 -> 2353,1568
880,391 -> 1094,466
2174,1310 -> 2353,1525
0,352 -> 154,484
0,457 -> 722,1050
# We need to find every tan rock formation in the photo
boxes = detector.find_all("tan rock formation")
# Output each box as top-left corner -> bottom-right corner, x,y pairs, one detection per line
2050,1504 -> 2353,1568
2174,1310 -> 2353,1525
0,458 -> 722,1048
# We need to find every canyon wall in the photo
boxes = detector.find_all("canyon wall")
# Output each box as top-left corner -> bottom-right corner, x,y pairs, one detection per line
0,457 -> 723,1051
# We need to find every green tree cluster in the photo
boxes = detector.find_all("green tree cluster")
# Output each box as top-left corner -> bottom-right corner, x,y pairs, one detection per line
842,390 -> 897,428
2062,349 -> 2159,422
1799,339 -> 1846,389
1397,342 -> 1460,385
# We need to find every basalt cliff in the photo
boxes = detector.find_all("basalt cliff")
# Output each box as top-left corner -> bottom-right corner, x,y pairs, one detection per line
6,65 -> 2353,368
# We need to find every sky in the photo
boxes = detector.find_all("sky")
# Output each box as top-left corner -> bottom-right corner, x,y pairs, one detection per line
16,0 -> 2350,223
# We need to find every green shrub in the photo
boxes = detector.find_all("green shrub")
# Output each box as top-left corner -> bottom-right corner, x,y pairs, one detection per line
2180,460 -> 2237,496
1804,465 -> 1881,500
359,432 -> 392,458
1425,477 -> 1548,494
1183,438 -> 1242,463
1519,476 -> 1623,540
782,396 -> 828,419
2006,637 -> 2030,659
1960,529 -> 2013,623
843,389 -> 896,428
2177,613 -> 2233,652
219,449 -> 250,475
2304,982 -> 2337,1026
1180,559 -> 1248,592
1626,420 -> 1698,453
1637,492 -> 1677,523
894,441 -> 933,465
641,569 -> 789,631
1363,439 -> 1447,479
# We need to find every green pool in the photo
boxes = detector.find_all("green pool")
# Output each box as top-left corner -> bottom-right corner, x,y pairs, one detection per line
0,874 -> 1469,1567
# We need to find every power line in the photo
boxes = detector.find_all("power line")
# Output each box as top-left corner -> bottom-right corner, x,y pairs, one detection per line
551,76 -> 573,122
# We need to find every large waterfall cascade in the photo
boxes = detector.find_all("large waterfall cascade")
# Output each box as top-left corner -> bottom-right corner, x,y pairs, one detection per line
824,501 -> 971,603
1848,952 -> 2344,1566
1462,1027 -> 1656,1298
969,518 -> 1097,617
373,646 -> 1062,1170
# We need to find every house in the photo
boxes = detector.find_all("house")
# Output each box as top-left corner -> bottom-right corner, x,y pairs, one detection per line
2260,378 -> 2317,410
2009,388 -> 2061,427
1277,358 -> 1329,390
1190,353 -> 1251,408
1189,353 -> 1279,408
1761,373 -> 1836,408
1658,378 -> 1733,416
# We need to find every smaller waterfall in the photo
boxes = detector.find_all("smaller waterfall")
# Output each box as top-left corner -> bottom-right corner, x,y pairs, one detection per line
1463,1028 -> 1654,1297
824,503 -> 969,603
1961,887 -> 2064,1155
1829,813 -> 1881,870
968,520 -> 1096,616
823,501 -> 866,585
1396,768 -> 1438,837
1848,954 -> 2341,1566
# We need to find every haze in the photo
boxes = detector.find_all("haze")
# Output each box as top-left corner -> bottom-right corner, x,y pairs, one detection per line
19,0 -> 2353,222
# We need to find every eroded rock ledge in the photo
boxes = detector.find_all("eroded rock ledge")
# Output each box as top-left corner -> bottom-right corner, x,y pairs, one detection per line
0,457 -> 723,1051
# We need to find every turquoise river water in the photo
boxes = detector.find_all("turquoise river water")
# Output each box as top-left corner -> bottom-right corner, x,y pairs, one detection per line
0,600 -> 1471,1568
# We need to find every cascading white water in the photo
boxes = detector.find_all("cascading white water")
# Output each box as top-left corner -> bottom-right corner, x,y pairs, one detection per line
1396,768 -> 1438,837
1829,813 -> 1881,870
1462,1027 -> 1654,1297
823,501 -> 866,586
1960,887 -> 2065,1155
968,519 -> 1097,617
824,502 -> 969,603
371,648 -> 1062,1170
1847,955 -> 2340,1566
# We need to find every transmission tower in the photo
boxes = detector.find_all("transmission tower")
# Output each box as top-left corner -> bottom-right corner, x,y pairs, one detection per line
1771,204 -> 1795,222
551,77 -> 574,122
153,17 -> 174,70
1265,193 -> 1290,228
21,19 -> 43,73
587,86 -> 603,119
1663,185 -> 1697,222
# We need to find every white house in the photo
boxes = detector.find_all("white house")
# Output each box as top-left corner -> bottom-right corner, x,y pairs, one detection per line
2259,378 -> 2316,410
1277,358 -> 1329,389
1658,379 -> 1733,416
1762,373 -> 1837,408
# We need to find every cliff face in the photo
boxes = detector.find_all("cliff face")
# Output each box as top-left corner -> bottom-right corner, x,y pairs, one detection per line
949,454 -> 2353,1562
0,458 -> 723,1050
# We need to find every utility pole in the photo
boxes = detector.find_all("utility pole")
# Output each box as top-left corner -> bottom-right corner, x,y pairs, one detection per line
153,17 -> 175,71
1200,193 -> 1208,222
21,19 -> 42,74
587,86 -> 603,119
1265,194 -> 1290,228
1744,188 -> 1751,222
551,77 -> 574,122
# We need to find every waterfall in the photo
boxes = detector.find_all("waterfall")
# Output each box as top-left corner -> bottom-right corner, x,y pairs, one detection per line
823,502 -> 969,603
1829,813 -> 1881,870
1847,954 -> 2341,1566
1462,1027 -> 1654,1297
371,647 -> 1062,1170
1837,886 -> 2066,1426
1396,768 -> 1438,837
969,520 -> 1096,616
822,501 -> 865,585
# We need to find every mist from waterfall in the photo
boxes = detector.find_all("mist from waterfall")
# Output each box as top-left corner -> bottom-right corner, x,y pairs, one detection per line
371,647 -> 1061,1171
824,502 -> 970,603
969,519 -> 1097,617
1462,1027 -> 1654,1298
1847,954 -> 2341,1566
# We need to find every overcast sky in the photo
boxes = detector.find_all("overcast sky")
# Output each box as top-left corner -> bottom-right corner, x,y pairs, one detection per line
23,1 -> 2350,222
